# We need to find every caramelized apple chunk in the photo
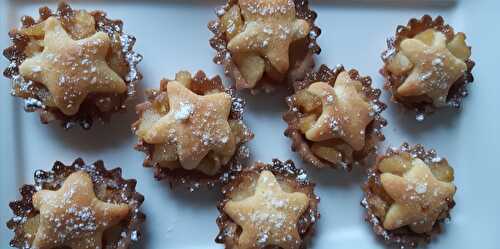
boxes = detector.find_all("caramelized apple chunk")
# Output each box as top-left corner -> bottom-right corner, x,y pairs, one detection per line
294,89 -> 322,113
386,53 -> 413,76
311,144 -> 342,164
175,70 -> 193,87
447,32 -> 471,61
298,114 -> 318,134
234,53 -> 266,89
430,159 -> 454,182
378,152 -> 412,175
19,23 -> 45,37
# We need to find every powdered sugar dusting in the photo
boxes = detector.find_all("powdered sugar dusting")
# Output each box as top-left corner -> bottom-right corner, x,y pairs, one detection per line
174,102 -> 193,120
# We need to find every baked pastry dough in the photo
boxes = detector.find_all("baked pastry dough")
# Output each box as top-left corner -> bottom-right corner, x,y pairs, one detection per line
224,170 -> 308,249
216,159 -> 319,249
32,171 -> 130,249
284,65 -> 387,170
7,159 -> 145,249
133,71 -> 253,187
362,144 -> 456,247
381,15 -> 474,116
3,2 -> 142,128
209,0 -> 321,92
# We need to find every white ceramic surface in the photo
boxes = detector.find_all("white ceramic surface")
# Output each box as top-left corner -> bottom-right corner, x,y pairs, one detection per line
1,0 -> 499,248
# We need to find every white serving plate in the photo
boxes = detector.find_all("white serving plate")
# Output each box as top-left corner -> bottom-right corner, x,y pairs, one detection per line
1,0 -> 499,248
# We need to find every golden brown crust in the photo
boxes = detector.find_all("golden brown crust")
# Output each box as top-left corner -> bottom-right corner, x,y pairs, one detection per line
283,64 -> 387,170
208,0 -> 321,92
6,158 -> 145,249
3,2 -> 142,129
132,70 -> 254,189
216,159 -> 319,249
381,15 -> 475,115
361,143 -> 456,248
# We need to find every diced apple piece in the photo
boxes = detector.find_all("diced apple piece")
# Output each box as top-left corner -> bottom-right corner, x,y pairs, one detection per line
108,33 -> 130,78
23,215 -> 40,235
24,40 -> 44,57
234,53 -> 265,88
216,124 -> 238,158
221,5 -> 243,39
197,155 -> 220,176
279,182 -> 296,193
311,143 -> 342,163
40,93 -> 57,107
151,92 -> 169,114
65,11 -> 96,39
264,61 -> 285,82
136,109 -> 162,139
314,139 -> 354,162
19,22 -> 45,37
153,143 -> 178,162
336,143 -> 354,162
414,29 -> 436,46
175,71 -> 192,88
229,119 -> 249,142
447,32 -> 471,61
298,114 -> 317,133
386,52 -> 413,75
212,120 -> 249,163
351,79 -> 364,93
157,160 -> 181,170
369,195 -> 389,219
294,89 -> 322,112
378,152 -> 412,175
430,159 -> 455,182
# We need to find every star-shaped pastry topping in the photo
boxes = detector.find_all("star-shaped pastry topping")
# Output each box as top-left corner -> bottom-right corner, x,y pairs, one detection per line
224,170 -> 309,249
396,29 -> 468,106
19,17 -> 126,115
227,0 -> 310,74
143,81 -> 232,170
380,159 -> 456,233
304,71 -> 373,151
32,171 -> 130,249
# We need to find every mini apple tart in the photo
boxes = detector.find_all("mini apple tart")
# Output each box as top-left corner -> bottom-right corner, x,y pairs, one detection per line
3,2 -> 142,129
7,158 -> 145,249
381,15 -> 474,117
208,0 -> 321,92
216,159 -> 319,249
133,71 -> 253,188
362,143 -> 456,247
284,65 -> 387,170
